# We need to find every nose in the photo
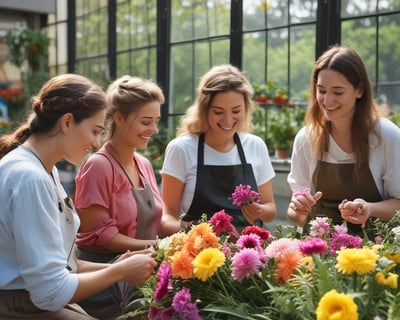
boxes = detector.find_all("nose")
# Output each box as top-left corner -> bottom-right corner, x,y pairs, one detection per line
323,93 -> 335,106
150,122 -> 159,135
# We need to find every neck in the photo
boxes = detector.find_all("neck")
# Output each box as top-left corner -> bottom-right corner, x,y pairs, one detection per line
108,139 -> 135,167
204,131 -> 236,153
23,138 -> 56,173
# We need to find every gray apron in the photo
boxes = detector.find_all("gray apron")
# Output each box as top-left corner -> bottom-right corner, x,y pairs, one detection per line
304,161 -> 382,236
183,132 -> 258,230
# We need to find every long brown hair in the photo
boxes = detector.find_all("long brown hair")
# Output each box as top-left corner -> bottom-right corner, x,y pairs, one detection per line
305,45 -> 381,178
0,73 -> 106,159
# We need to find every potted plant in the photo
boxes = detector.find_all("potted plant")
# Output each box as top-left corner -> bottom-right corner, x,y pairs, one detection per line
267,106 -> 304,158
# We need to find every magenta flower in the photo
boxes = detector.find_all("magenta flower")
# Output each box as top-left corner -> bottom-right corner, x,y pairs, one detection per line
149,306 -> 174,320
330,232 -> 362,256
231,248 -> 262,281
209,209 -> 238,236
241,225 -> 274,242
309,217 -> 331,238
172,288 -> 200,320
299,237 -> 328,255
154,261 -> 172,302
229,184 -> 260,207
236,234 -> 262,249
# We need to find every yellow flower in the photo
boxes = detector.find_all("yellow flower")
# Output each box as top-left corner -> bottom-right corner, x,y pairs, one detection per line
375,271 -> 398,289
336,247 -> 378,275
385,253 -> 400,264
316,289 -> 358,320
192,247 -> 225,281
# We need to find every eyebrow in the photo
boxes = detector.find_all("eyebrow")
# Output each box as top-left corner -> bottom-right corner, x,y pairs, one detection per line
210,105 -> 243,110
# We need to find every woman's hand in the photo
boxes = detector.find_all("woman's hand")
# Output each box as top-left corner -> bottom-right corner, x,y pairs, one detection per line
339,198 -> 369,227
241,202 -> 263,225
288,189 -> 322,226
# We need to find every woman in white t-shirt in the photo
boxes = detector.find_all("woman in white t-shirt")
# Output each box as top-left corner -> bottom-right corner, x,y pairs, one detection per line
287,45 -> 400,236
160,64 -> 277,235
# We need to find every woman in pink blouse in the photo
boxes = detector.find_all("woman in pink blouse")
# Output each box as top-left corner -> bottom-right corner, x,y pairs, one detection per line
74,75 -> 164,319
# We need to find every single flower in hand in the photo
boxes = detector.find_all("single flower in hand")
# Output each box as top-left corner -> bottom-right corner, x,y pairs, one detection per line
229,184 -> 260,207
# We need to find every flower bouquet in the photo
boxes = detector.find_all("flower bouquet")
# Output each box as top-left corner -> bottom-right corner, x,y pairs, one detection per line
119,209 -> 400,320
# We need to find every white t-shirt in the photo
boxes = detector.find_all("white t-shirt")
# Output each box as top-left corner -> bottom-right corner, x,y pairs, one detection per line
161,132 -> 275,214
288,117 -> 400,200
0,147 -> 79,311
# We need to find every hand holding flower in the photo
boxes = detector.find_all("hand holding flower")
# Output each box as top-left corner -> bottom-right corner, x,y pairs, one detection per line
339,198 -> 370,227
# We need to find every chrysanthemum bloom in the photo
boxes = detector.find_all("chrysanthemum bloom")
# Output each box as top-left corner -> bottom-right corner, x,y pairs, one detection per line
231,248 -> 262,281
192,247 -> 225,281
274,248 -> 303,284
299,237 -> 328,255
265,238 -> 300,259
171,249 -> 195,279
316,289 -> 358,320
149,306 -> 174,320
241,225 -> 273,242
330,232 -> 362,256
158,231 -> 188,260
229,184 -> 260,206
375,271 -> 398,289
309,217 -> 331,238
154,261 -> 172,302
385,253 -> 400,264
236,234 -> 262,249
185,223 -> 219,256
298,256 -> 315,271
209,209 -> 237,236
172,288 -> 201,320
336,247 -> 378,275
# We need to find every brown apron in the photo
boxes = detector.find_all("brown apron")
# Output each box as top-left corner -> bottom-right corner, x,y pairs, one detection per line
0,290 -> 96,319
183,133 -> 258,230
304,161 -> 382,236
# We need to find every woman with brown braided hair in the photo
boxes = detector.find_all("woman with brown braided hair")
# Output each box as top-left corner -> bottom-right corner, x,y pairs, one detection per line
0,74 -> 156,319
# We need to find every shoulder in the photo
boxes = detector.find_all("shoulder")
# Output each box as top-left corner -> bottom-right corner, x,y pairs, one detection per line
238,132 -> 266,148
165,134 -> 199,154
377,117 -> 400,139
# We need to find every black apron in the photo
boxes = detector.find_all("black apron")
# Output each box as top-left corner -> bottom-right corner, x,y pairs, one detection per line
304,161 -> 382,236
183,133 -> 258,230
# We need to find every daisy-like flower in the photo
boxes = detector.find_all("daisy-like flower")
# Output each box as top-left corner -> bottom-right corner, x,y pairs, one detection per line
231,248 -> 262,281
336,247 -> 378,275
309,217 -> 331,238
236,233 -> 262,249
192,247 -> 225,281
299,237 -> 328,255
229,184 -> 260,207
316,289 -> 358,320
154,261 -> 172,302
170,249 -> 195,279
375,271 -> 398,289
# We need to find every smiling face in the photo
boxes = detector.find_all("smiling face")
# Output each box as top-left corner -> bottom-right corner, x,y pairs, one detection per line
316,69 -> 363,124
206,90 -> 246,136
119,100 -> 161,150
64,109 -> 106,165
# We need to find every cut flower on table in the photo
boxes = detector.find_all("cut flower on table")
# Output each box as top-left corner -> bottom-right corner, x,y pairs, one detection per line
119,210 -> 400,320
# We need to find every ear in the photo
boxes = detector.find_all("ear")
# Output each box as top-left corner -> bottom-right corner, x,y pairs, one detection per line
112,111 -> 124,126
60,113 -> 74,133
356,86 -> 364,99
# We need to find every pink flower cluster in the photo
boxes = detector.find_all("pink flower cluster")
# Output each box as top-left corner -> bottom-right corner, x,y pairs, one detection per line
229,184 -> 261,207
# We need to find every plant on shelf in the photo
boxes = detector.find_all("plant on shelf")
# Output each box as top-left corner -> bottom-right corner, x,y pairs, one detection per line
252,81 -> 291,105
267,106 -> 305,158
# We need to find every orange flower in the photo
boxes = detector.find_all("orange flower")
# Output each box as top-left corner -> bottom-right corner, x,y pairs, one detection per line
171,248 -> 194,279
274,249 -> 303,284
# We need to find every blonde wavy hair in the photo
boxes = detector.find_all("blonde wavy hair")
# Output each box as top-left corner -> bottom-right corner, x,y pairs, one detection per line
177,64 -> 254,136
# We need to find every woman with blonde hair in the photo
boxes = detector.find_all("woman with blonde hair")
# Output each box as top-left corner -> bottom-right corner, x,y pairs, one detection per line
160,64 -> 276,235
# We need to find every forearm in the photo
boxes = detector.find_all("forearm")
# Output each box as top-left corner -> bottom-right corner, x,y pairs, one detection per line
100,233 -> 157,252
369,198 -> 400,221
159,214 -> 181,237
259,201 -> 277,222
287,207 -> 307,227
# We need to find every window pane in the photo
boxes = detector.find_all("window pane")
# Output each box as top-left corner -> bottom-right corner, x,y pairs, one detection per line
342,0 -> 378,18
289,0 -> 317,24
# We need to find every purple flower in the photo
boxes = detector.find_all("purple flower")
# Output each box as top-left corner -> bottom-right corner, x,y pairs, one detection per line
330,232 -> 362,256
229,184 -> 260,207
154,261 -> 172,302
231,248 -> 262,281
299,237 -> 328,255
172,288 -> 200,320
149,306 -> 174,320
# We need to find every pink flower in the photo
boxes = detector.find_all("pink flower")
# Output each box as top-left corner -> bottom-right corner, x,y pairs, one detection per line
229,184 -> 260,207
299,237 -> 328,255
309,217 -> 331,238
209,209 -> 238,237
236,234 -> 262,249
330,232 -> 362,256
265,238 -> 300,259
154,261 -> 172,302
172,288 -> 200,320
293,189 -> 310,197
231,248 -> 262,281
